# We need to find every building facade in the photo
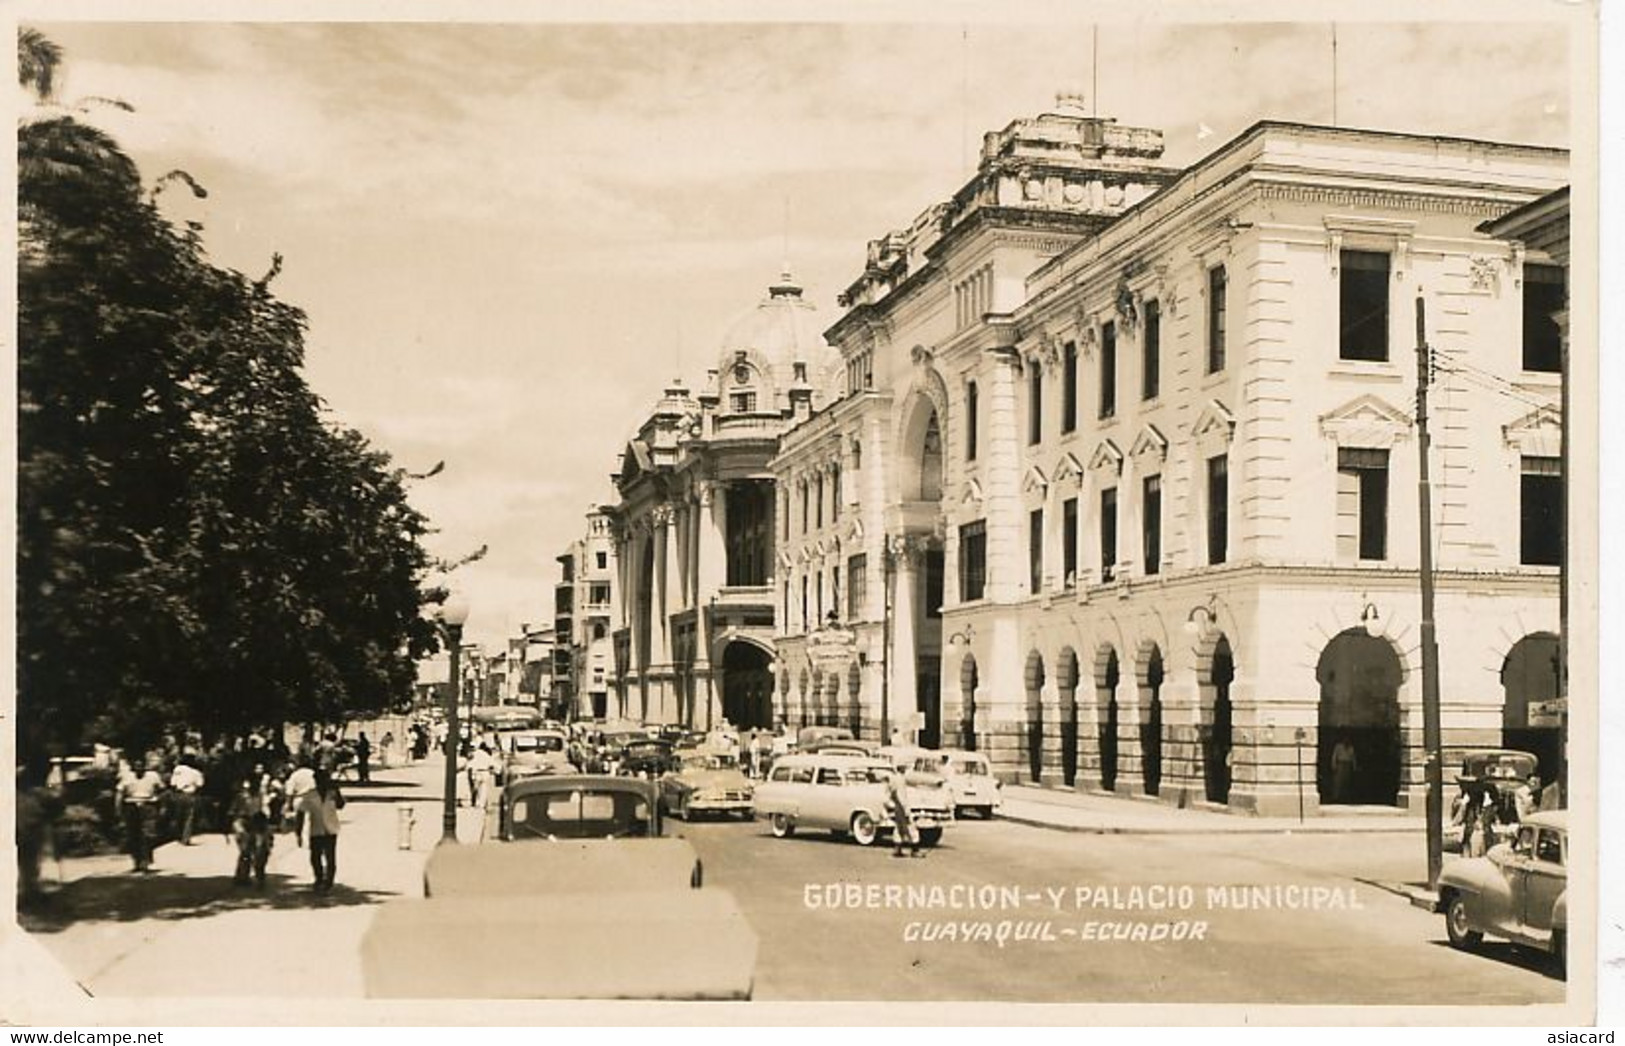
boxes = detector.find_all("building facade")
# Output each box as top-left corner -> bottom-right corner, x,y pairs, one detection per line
554,509 -> 619,719
607,272 -> 842,731
776,110 -> 1568,816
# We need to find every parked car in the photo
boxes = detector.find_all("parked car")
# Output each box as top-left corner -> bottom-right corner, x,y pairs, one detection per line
619,739 -> 679,779
1445,749 -> 1540,853
755,753 -> 953,847
500,728 -> 572,782
796,725 -> 854,748
928,749 -> 1002,819
1436,810 -> 1566,972
661,749 -> 754,821
361,774 -> 758,1000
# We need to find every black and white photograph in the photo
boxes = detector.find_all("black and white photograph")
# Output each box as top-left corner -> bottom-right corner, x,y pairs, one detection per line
4,0 -> 1610,1028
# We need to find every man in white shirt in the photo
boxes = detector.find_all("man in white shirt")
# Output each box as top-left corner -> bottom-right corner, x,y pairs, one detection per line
168,758 -> 205,845
283,760 -> 318,845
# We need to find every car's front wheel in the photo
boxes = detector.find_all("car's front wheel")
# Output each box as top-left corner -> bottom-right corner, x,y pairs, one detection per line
850,810 -> 879,846
770,812 -> 796,838
1444,893 -> 1483,949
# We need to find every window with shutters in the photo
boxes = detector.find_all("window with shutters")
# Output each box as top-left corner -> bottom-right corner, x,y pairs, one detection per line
959,520 -> 987,602
1062,497 -> 1078,588
1207,455 -> 1228,565
1142,475 -> 1162,576
1521,456 -> 1562,566
1336,448 -> 1389,561
1339,250 -> 1390,362
1100,488 -> 1118,583
1029,508 -> 1044,595
1523,264 -> 1564,373
729,390 -> 757,413
1142,299 -> 1161,400
1099,322 -> 1117,419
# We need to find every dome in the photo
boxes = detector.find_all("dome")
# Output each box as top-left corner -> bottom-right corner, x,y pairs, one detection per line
714,269 -> 841,413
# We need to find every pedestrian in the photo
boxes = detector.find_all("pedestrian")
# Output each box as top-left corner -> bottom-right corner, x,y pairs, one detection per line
469,743 -> 496,809
115,753 -> 165,873
883,767 -> 923,858
299,769 -> 346,893
1514,774 -> 1541,821
1330,738 -> 1358,803
355,732 -> 373,784
226,771 -> 277,888
380,730 -> 395,769
316,731 -> 340,775
168,756 -> 205,845
283,759 -> 318,846
16,764 -> 61,910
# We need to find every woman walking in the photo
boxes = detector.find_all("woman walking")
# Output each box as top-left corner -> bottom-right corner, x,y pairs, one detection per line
299,769 -> 346,893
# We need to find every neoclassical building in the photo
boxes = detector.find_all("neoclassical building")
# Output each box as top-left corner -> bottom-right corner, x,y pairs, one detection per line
774,106 -> 1569,816
606,272 -> 842,730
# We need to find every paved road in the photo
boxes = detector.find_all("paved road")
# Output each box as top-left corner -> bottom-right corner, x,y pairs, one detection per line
673,812 -> 1565,1004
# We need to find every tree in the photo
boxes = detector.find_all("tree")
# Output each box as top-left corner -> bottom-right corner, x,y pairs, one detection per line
16,28 -> 444,767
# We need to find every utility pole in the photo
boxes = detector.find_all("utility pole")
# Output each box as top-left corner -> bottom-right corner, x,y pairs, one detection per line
1415,291 -> 1444,888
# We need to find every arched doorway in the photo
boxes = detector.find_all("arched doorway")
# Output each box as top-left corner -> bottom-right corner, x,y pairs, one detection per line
1140,645 -> 1165,797
1204,637 -> 1235,804
1096,647 -> 1120,791
1024,651 -> 1045,782
1316,629 -> 1402,806
1058,648 -> 1080,787
721,642 -> 773,730
1501,632 -> 1562,781
960,654 -> 979,751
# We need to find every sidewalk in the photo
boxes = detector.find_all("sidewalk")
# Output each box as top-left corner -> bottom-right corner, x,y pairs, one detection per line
20,757 -> 484,998
997,783 -> 1427,834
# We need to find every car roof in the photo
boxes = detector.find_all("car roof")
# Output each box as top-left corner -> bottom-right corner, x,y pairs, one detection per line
504,774 -> 658,800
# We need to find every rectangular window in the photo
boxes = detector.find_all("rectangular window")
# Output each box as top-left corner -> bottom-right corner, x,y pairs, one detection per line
1142,475 -> 1162,576
1523,264 -> 1564,373
831,566 -> 840,622
800,576 -> 809,630
1099,322 -> 1117,419
959,520 -> 987,602
966,381 -> 979,460
595,551 -> 607,570
1029,508 -> 1044,595
1062,341 -> 1078,433
729,390 -> 757,413
815,475 -> 824,529
1207,265 -> 1227,374
1142,299 -> 1161,400
1339,250 -> 1390,362
1029,367 -> 1043,445
1336,448 -> 1390,561
1521,456 -> 1563,566
832,465 -> 842,520
1062,497 -> 1078,587
1207,455 -> 1229,565
801,483 -> 809,534
588,583 -> 611,605
847,554 -> 867,622
1100,488 -> 1118,583
925,549 -> 944,619
816,572 -> 824,623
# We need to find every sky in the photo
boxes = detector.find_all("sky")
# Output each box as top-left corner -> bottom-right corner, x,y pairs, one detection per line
22,15 -> 1575,650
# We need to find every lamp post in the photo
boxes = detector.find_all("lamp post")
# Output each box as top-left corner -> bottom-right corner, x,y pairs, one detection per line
439,592 -> 470,844
1414,291 -> 1445,889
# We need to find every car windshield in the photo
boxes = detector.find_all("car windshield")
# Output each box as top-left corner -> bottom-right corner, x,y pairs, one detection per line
508,789 -> 653,840
955,759 -> 990,776
683,753 -> 736,771
511,735 -> 564,753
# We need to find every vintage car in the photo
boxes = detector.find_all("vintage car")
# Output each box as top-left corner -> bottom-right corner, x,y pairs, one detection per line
500,728 -> 572,782
1436,810 -> 1566,971
754,753 -> 953,847
919,749 -> 1002,819
660,749 -> 755,820
1445,749 -> 1542,852
796,725 -> 855,748
360,774 -> 758,999
619,738 -> 679,779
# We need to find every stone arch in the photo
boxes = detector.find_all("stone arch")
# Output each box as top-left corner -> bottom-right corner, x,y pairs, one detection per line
720,640 -> 774,731
1500,632 -> 1561,780
1093,644 -> 1121,791
1316,628 -> 1403,806
1024,650 -> 1046,783
894,367 -> 952,504
1056,647 -> 1081,787
1135,639 -> 1167,797
959,653 -> 980,752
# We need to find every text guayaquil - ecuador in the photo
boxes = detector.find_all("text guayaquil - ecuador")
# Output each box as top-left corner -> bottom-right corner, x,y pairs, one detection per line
803,883 -> 1366,912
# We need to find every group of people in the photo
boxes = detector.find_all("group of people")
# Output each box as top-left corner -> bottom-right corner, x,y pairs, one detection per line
1450,770 -> 1556,857
111,744 -> 350,892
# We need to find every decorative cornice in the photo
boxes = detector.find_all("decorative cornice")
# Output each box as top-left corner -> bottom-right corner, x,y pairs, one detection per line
1260,182 -> 1520,217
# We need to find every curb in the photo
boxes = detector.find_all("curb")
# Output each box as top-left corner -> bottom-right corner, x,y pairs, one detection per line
998,811 -> 1429,837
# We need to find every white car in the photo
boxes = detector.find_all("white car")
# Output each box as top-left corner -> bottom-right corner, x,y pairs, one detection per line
925,750 -> 1002,819
754,753 -> 952,847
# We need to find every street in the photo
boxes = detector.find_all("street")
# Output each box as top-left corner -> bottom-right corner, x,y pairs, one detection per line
19,758 -> 1564,1005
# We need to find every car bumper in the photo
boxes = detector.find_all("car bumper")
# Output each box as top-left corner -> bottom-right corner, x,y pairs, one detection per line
688,798 -> 755,813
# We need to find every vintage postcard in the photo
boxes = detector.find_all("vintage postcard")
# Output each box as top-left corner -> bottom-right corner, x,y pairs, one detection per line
2,0 -> 1609,1028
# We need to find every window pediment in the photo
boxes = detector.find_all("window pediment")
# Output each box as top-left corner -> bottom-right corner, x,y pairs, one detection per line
845,517 -> 865,544
1319,394 -> 1413,448
1053,452 -> 1086,487
1502,404 -> 1561,457
960,477 -> 985,507
1088,438 -> 1124,475
1130,424 -> 1168,462
1022,464 -> 1049,497
1192,400 -> 1236,448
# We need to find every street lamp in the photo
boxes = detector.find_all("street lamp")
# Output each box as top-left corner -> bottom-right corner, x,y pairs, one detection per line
438,592 -> 470,844
1183,597 -> 1219,637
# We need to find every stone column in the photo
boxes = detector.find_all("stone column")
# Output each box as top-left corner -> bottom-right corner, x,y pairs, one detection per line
888,536 -> 920,744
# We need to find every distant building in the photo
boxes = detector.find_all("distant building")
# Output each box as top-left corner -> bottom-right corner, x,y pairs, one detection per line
555,509 -> 619,719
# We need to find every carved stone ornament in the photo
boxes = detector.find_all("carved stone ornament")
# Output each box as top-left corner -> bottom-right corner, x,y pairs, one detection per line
911,344 -> 935,367
1468,256 -> 1501,293
1115,282 -> 1139,332
1036,332 -> 1061,373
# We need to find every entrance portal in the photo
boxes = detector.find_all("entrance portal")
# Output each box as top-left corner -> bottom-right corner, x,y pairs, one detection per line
1316,629 -> 1402,806
1501,632 -> 1562,781
1096,647 -> 1120,791
1058,648 -> 1079,787
1141,646 -> 1165,797
1024,651 -> 1045,782
1204,637 -> 1235,804
721,642 -> 774,731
